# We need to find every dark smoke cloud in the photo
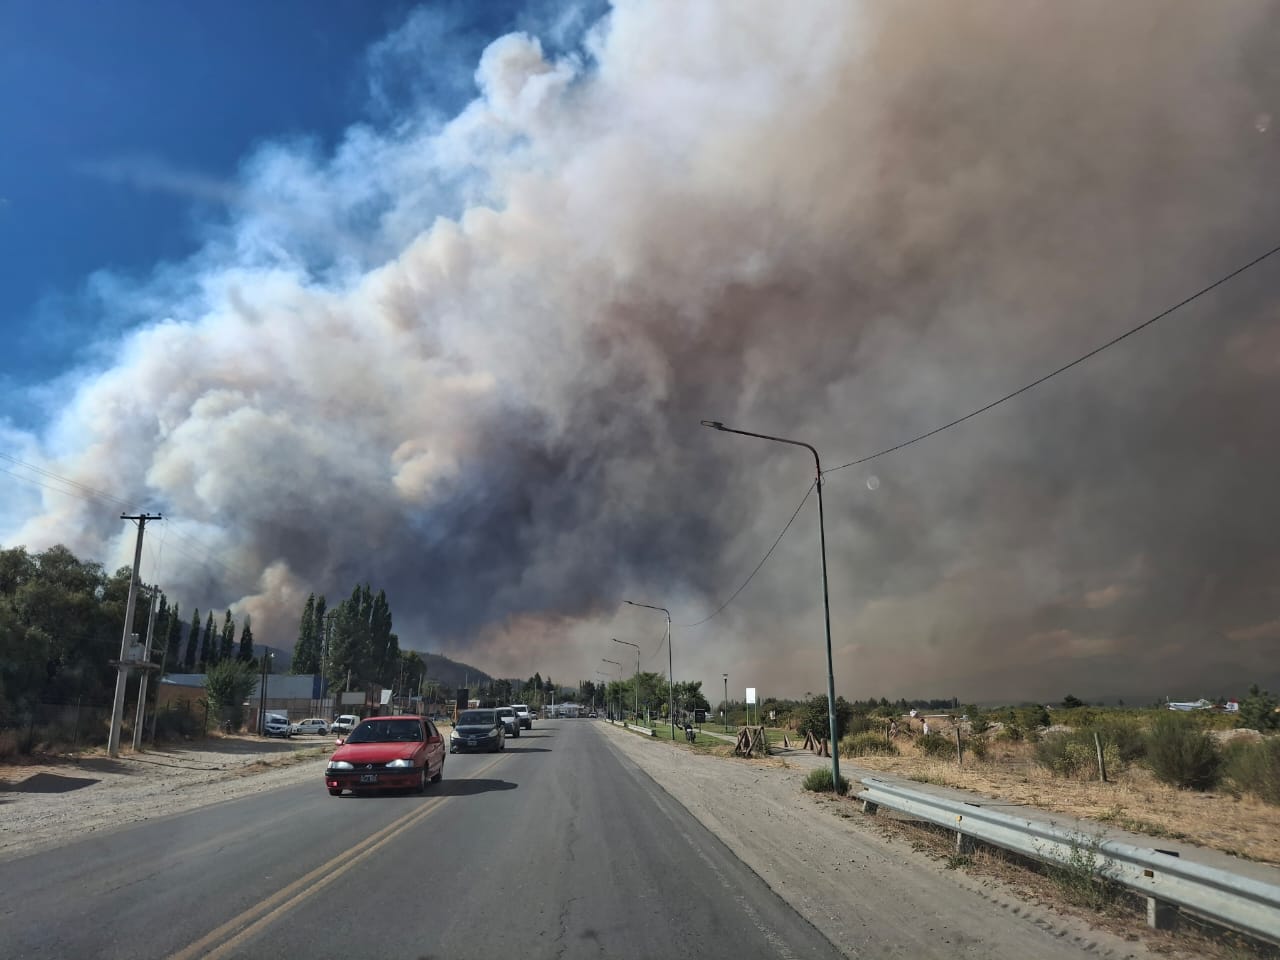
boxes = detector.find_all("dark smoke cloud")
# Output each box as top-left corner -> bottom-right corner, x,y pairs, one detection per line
6,0 -> 1280,702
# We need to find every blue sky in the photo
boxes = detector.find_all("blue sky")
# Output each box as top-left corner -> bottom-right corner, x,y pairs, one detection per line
0,0 -> 596,424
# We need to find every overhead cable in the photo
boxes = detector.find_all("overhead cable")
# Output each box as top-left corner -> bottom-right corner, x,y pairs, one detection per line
826,241 -> 1280,474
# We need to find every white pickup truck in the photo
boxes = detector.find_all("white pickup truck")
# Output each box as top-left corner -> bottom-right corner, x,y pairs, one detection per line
331,714 -> 360,736
511,704 -> 533,730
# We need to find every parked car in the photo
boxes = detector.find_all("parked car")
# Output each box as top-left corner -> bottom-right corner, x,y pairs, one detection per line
450,709 -> 506,753
290,717 -> 329,736
510,703 -> 533,729
331,714 -> 360,735
325,715 -> 445,796
495,706 -> 521,737
263,713 -> 292,738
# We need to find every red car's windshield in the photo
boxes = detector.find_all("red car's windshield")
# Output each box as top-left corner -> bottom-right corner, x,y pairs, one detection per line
346,720 -> 423,743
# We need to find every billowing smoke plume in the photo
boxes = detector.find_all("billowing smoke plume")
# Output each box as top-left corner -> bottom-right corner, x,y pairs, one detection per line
6,1 -> 1280,701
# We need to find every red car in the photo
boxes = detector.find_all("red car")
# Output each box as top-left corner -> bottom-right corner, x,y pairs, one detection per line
325,715 -> 445,796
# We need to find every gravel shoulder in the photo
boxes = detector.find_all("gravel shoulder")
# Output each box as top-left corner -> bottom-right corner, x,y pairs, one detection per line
0,736 -> 331,862
596,722 -> 1186,960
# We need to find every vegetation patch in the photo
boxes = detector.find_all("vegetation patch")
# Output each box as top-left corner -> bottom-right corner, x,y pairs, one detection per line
840,731 -> 898,757
1145,712 -> 1222,790
803,766 -> 850,794
1223,737 -> 1280,805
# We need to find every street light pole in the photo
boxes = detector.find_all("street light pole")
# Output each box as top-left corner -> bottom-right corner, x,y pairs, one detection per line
724,673 -> 729,732
602,658 -> 622,721
625,601 -> 673,740
612,638 -> 640,723
700,419 -> 842,793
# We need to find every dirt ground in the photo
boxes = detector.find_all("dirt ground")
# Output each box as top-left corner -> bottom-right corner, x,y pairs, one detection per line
0,734 -> 332,862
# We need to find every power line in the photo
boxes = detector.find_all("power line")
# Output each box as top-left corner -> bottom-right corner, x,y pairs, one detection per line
1,456 -> 258,587
826,241 -> 1280,474
0,452 -> 139,509
678,480 -> 816,627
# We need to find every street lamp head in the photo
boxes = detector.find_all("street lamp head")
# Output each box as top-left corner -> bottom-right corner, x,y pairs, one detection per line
700,420 -> 726,430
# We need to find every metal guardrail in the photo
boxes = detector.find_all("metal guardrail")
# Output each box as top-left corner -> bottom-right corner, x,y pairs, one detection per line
858,776 -> 1280,944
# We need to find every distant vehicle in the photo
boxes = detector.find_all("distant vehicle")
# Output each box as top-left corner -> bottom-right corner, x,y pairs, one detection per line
290,718 -> 329,736
450,709 -> 505,753
589,712 -> 598,719
325,715 -> 445,796
331,714 -> 361,735
495,706 -> 521,737
263,714 -> 292,738
511,704 -> 533,729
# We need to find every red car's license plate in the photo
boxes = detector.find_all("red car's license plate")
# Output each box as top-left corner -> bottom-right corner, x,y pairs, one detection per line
359,773 -> 378,783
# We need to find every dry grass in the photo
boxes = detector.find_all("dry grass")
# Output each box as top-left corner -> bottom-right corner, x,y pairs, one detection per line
866,811 -> 1278,960
854,734 -> 1280,865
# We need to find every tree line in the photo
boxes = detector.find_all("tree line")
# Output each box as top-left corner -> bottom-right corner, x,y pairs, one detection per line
0,543 -> 256,724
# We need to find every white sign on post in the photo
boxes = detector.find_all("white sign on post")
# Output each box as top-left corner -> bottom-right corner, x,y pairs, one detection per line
745,687 -> 757,704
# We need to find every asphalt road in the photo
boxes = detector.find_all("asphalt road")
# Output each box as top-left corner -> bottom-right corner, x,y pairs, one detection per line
2,720 -> 842,959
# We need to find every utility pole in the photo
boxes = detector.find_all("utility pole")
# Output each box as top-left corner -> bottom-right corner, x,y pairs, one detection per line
132,584 -> 161,750
108,513 -> 161,757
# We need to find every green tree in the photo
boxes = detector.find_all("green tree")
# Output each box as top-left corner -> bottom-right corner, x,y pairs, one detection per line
165,602 -> 182,666
292,594 -> 318,674
1061,694 -> 1084,709
795,694 -> 855,741
219,609 -> 235,662
1237,685 -> 1280,732
183,607 -> 201,671
204,658 -> 258,729
201,611 -> 216,668
237,614 -> 255,663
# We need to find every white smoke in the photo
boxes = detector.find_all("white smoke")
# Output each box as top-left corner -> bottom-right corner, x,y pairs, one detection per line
5,0 -> 1280,702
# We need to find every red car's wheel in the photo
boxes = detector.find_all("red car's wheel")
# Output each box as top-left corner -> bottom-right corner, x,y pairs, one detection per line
415,767 -> 427,795
432,760 -> 443,782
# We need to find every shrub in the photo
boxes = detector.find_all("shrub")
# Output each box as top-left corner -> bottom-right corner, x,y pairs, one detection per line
802,766 -> 850,794
1223,737 -> 1280,805
795,695 -> 855,742
1145,712 -> 1221,790
962,735 -> 987,761
917,732 -> 956,759
1083,715 -> 1146,765
1035,733 -> 1119,780
995,724 -> 1024,743
840,731 -> 898,757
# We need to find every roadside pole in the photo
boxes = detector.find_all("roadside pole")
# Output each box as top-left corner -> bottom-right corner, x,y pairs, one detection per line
132,585 -> 161,750
108,513 -> 161,758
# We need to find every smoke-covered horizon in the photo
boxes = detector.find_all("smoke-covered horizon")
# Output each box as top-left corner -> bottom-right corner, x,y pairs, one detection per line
4,1 -> 1280,703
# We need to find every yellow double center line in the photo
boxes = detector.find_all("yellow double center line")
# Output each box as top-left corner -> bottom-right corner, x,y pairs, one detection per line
168,753 -> 507,960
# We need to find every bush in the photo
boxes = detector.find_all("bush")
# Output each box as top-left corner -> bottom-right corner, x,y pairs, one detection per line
1223,737 -> 1280,805
1083,715 -> 1146,765
1145,712 -> 1221,790
840,731 -> 898,757
1035,733 -> 1119,780
802,766 -> 850,794
962,735 -> 987,761
795,695 -> 855,742
917,732 -> 956,759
